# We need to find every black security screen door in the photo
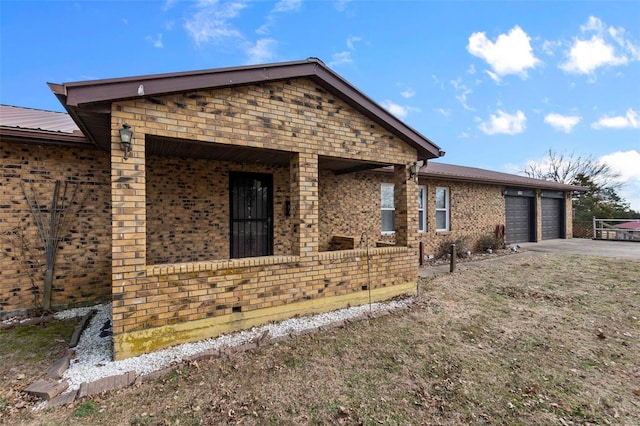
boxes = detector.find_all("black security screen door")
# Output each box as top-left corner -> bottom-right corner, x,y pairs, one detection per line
230,172 -> 273,258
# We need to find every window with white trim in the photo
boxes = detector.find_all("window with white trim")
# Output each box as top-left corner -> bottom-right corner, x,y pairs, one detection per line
418,185 -> 427,232
435,187 -> 450,231
381,183 -> 395,233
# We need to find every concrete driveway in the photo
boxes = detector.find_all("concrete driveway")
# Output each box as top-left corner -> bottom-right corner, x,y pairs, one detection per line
518,239 -> 640,259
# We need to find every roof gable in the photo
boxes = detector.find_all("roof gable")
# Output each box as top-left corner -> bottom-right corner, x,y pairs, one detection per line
49,58 -> 442,160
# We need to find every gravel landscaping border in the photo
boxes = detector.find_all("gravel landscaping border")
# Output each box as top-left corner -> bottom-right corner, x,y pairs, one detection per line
32,297 -> 414,408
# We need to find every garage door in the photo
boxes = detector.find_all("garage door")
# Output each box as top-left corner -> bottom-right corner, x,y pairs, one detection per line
506,196 -> 533,244
542,197 -> 563,240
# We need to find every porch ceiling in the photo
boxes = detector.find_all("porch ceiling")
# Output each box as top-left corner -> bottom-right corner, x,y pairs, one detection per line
146,135 -> 391,173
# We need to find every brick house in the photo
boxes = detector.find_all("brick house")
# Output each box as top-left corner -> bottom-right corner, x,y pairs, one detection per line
0,59 -> 582,359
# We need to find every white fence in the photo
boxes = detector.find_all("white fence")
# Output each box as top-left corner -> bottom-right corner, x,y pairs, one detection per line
593,218 -> 640,241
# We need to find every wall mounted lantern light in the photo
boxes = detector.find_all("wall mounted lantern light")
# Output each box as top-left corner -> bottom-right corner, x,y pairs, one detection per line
409,160 -> 424,183
119,123 -> 133,159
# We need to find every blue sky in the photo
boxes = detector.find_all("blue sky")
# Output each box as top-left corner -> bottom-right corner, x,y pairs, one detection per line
1,0 -> 639,209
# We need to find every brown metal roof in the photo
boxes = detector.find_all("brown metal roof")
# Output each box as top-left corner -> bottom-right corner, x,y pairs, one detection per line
49,58 -> 443,160
0,104 -> 90,146
422,162 -> 587,192
0,104 -> 81,133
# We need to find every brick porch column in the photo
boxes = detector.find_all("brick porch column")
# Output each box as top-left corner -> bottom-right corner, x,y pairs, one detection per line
110,117 -> 146,337
393,164 -> 418,252
290,152 -> 318,257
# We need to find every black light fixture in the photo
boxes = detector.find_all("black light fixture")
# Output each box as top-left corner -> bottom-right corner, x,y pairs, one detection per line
119,123 -> 133,159
409,160 -> 424,183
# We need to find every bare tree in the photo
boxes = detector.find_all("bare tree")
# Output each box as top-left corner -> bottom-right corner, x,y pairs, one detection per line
522,149 -> 621,190
523,150 -> 638,237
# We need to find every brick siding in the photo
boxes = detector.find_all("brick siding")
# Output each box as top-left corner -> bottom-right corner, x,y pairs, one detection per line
109,77 -> 419,357
0,142 -> 111,316
418,179 -> 505,256
0,75 -> 573,356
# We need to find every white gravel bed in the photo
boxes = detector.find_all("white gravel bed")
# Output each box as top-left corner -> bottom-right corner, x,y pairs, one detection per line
59,298 -> 414,392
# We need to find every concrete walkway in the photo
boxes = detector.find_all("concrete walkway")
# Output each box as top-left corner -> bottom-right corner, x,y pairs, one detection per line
518,238 -> 640,259
418,238 -> 639,279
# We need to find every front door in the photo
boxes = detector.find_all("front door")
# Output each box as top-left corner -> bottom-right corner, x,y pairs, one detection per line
229,172 -> 273,258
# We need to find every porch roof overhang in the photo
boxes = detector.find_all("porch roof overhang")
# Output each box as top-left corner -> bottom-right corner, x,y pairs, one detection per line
146,134 -> 391,173
48,58 -> 443,167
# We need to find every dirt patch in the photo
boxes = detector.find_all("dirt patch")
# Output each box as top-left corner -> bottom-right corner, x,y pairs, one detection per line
2,253 -> 639,425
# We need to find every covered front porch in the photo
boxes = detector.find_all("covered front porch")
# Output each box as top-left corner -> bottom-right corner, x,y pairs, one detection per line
49,59 -> 442,359
113,136 -> 419,359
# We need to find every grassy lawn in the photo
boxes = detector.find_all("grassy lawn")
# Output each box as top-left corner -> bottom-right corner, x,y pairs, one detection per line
0,317 -> 77,418
2,253 -> 639,425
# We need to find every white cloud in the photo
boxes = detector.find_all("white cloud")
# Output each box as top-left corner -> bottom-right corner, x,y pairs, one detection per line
581,16 -> 605,33
591,108 -> 639,129
450,79 -> 474,111
273,0 -> 302,13
346,36 -> 362,51
478,109 -> 527,135
542,40 -> 561,56
436,108 -> 451,117
381,101 -> 408,118
246,38 -> 277,64
400,89 -> 415,99
609,26 -> 640,60
431,75 -> 444,90
544,113 -> 582,133
560,36 -> 628,74
257,0 -> 302,34
467,25 -> 540,80
380,101 -> 419,119
560,16 -> 639,75
163,0 -> 178,11
329,51 -> 353,67
184,1 -> 247,45
145,33 -> 164,48
329,35 -> 362,67
599,150 -> 640,211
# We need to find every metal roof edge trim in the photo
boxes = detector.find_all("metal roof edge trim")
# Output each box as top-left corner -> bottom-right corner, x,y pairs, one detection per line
50,59 -> 441,159
0,127 -> 94,147
420,172 -> 587,192
371,165 -> 587,192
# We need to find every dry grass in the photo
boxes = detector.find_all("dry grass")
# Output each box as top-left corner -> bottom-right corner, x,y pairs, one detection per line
2,253 -> 639,425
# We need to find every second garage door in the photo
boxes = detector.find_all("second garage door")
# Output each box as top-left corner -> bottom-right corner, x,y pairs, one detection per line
542,195 -> 564,240
506,194 -> 534,244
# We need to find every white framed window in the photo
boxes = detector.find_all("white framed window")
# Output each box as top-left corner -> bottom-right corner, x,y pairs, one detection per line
418,185 -> 427,232
435,187 -> 450,231
381,183 -> 395,233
